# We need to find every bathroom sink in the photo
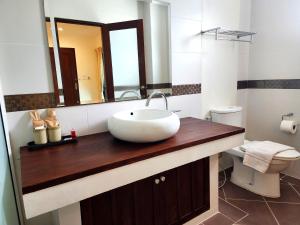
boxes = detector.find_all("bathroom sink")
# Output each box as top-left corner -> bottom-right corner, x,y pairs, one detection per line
108,109 -> 180,143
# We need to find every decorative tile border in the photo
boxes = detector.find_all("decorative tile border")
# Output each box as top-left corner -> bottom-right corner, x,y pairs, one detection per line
237,80 -> 248,89
98,83 -> 172,92
4,83 -> 202,112
4,93 -> 56,112
237,79 -> 300,89
147,83 -> 172,90
172,84 -> 201,96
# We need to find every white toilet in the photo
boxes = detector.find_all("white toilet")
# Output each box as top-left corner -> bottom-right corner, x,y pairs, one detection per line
211,106 -> 300,198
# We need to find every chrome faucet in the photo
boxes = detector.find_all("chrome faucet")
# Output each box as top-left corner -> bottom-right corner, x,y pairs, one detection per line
119,90 -> 141,100
145,91 -> 168,110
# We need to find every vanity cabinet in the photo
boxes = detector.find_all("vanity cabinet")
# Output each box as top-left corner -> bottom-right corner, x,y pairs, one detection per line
80,157 -> 210,225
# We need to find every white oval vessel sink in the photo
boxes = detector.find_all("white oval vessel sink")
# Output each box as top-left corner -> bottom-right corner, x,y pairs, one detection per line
108,109 -> 180,143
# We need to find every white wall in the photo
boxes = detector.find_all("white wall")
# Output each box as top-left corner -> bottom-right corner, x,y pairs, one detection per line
236,0 -> 251,127
249,0 -> 300,80
246,0 -> 300,178
201,0 -> 251,119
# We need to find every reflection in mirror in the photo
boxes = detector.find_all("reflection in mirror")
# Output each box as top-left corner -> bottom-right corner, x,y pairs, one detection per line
45,20 -> 62,105
138,1 -> 172,96
46,20 -> 106,106
111,28 -> 140,100
107,20 -> 146,101
43,0 -> 172,108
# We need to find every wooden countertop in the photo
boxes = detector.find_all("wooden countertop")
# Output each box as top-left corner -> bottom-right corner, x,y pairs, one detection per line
21,117 -> 244,194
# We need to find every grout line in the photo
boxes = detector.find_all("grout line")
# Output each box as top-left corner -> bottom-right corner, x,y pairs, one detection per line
226,198 -> 265,202
288,183 -> 300,197
220,198 -> 248,214
233,213 -> 249,224
219,212 -> 236,223
263,197 -> 280,225
201,211 -> 220,225
281,173 -> 300,181
222,188 -> 227,201
281,175 -> 300,187
228,198 -> 300,205
266,201 -> 300,205
218,194 -> 225,201
280,174 -> 287,180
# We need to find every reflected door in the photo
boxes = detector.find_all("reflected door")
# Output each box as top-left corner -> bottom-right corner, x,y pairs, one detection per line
103,20 -> 147,100
49,47 -> 81,106
0,106 -> 19,225
59,48 -> 81,106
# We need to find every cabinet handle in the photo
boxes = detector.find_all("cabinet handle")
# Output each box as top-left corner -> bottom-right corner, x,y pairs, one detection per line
155,179 -> 160,184
160,176 -> 166,182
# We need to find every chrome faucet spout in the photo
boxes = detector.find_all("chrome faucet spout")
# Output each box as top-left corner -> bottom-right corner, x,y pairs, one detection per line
119,90 -> 141,100
145,91 -> 168,110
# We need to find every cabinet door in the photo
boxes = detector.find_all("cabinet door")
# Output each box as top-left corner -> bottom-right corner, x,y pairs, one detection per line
177,157 -> 210,223
134,176 -> 155,225
154,169 -> 179,225
192,157 -> 210,213
81,157 -> 210,225
81,185 -> 135,225
111,185 -> 135,225
81,191 -> 113,225
177,163 -> 193,221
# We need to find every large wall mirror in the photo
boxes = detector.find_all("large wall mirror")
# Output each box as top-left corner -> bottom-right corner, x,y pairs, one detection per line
44,0 -> 172,107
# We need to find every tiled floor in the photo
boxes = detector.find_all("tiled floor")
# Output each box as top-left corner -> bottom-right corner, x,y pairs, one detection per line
201,170 -> 300,225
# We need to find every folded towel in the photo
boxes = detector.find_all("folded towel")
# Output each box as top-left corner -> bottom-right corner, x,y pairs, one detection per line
242,141 -> 294,173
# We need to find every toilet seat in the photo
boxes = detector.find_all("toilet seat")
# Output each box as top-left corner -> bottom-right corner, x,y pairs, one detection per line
274,150 -> 300,160
228,140 -> 300,161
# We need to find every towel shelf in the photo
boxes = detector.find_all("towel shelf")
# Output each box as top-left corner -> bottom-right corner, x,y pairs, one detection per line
200,27 -> 256,43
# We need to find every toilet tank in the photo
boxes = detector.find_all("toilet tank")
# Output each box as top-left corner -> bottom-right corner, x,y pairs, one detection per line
210,106 -> 242,127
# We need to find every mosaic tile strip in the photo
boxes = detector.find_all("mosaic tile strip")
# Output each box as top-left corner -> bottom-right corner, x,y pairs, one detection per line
237,80 -> 248,89
172,84 -> 201,96
4,93 -> 56,112
237,79 -> 300,89
4,83 -> 202,112
147,83 -> 172,90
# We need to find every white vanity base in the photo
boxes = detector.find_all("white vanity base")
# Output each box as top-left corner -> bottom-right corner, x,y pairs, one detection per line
23,133 -> 244,224
54,154 -> 220,225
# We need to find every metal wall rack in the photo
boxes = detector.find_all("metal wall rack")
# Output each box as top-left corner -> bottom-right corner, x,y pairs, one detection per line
200,27 -> 256,43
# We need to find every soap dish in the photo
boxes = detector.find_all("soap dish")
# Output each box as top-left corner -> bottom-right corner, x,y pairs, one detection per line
27,135 -> 77,150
